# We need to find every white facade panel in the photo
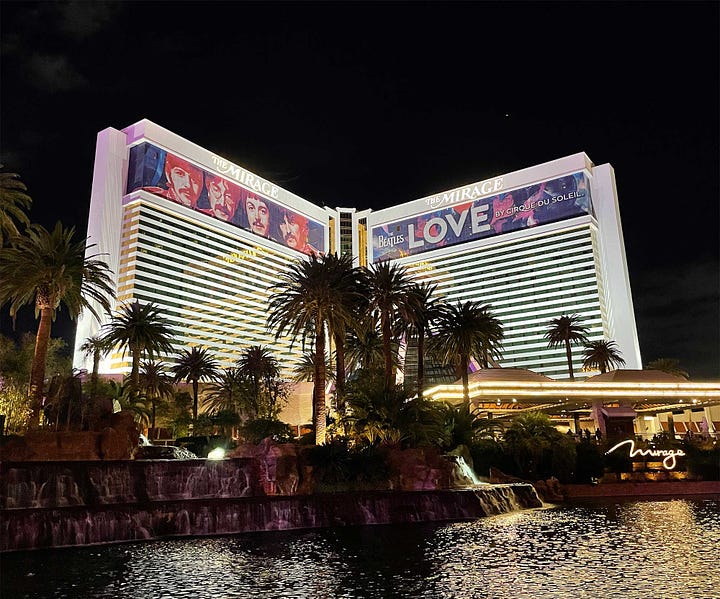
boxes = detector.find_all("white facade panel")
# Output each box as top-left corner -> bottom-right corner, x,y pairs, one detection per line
74,120 -> 640,385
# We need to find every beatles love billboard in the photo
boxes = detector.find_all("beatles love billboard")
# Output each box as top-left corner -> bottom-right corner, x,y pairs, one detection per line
372,172 -> 592,261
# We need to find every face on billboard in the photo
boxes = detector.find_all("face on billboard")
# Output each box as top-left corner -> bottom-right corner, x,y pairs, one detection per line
280,212 -> 307,250
165,158 -> 203,207
246,195 -> 270,236
372,172 -> 592,261
206,175 -> 238,220
128,143 -> 326,254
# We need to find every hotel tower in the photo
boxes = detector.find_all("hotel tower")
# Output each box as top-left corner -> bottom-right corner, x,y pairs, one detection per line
74,120 -> 641,382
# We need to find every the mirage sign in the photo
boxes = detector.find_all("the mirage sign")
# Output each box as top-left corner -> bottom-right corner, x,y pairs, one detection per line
372,172 -> 592,261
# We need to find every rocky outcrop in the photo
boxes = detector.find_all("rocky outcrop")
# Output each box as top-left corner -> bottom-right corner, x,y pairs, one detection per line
0,412 -> 138,462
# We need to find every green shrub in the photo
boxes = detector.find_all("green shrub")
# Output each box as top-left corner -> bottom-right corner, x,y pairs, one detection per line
240,418 -> 294,444
573,438 -> 605,483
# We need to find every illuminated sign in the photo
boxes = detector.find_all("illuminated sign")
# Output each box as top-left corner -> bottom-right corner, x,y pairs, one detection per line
126,143 -> 324,256
372,172 -> 592,262
424,177 -> 505,209
605,439 -> 686,470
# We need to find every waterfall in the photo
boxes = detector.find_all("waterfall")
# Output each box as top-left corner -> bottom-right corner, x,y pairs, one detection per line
453,456 -> 487,486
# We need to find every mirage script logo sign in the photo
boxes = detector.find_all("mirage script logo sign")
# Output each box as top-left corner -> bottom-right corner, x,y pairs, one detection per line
605,439 -> 686,470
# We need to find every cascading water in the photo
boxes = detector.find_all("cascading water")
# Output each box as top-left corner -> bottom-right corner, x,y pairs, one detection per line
1,458 -> 542,552
452,456 -> 490,487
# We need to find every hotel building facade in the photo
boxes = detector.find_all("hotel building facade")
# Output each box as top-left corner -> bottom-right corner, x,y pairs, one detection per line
73,120 -> 642,383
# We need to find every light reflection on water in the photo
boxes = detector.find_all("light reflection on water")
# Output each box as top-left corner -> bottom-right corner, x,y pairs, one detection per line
2,498 -> 719,599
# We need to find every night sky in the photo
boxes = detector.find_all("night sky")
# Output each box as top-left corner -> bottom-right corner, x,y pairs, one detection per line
1,1 -> 718,379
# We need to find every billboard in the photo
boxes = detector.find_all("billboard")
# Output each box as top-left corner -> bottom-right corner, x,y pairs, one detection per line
126,143 -> 325,255
372,172 -> 592,261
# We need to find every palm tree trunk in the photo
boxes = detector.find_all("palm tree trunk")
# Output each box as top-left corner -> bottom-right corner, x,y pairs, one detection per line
564,337 -> 575,380
314,318 -> 326,445
381,311 -> 393,394
192,379 -> 199,421
29,305 -> 53,426
461,353 -> 470,403
91,350 -> 100,399
334,330 -> 346,416
417,325 -> 425,400
130,344 -> 141,391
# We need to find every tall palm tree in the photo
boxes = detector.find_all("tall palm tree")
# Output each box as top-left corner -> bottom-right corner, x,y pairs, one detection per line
138,360 -> 175,429
79,335 -> 109,399
645,358 -> 690,380
324,253 -> 366,415
0,167 -> 32,244
0,222 -> 114,422
172,346 -> 219,421
366,261 -> 412,394
268,253 -> 357,445
237,345 -> 279,417
345,318 -> 385,373
544,314 -> 589,380
582,339 -> 626,374
206,367 -> 246,416
102,301 -> 175,392
398,281 -> 445,399
432,301 -> 504,403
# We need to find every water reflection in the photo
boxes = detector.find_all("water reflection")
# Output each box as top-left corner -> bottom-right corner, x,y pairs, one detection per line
2,498 -> 718,599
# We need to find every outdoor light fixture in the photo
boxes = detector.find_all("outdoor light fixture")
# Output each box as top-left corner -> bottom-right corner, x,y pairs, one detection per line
207,447 -> 226,460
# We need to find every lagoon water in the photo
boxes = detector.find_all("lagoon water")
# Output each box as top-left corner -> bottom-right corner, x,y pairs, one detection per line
2,498 -> 719,599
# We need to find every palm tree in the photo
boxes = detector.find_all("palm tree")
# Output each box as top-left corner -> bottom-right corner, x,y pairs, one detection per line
645,358 -> 690,380
80,335 -> 109,399
398,281 -> 445,399
0,222 -> 114,422
432,301 -> 504,402
544,314 -> 589,380
345,318 -> 385,372
582,339 -> 626,374
325,253 -> 367,415
138,360 -> 175,429
237,345 -> 279,417
365,261 -> 412,394
172,346 -> 219,421
0,167 -> 32,244
206,367 -> 246,416
102,301 -> 175,392
268,253 -> 357,445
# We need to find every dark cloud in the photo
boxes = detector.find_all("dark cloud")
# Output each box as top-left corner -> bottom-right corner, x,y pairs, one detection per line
1,0 -> 717,380
633,261 -> 720,379
58,1 -> 123,39
26,53 -> 88,91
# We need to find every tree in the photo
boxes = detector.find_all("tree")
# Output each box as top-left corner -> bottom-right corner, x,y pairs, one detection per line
206,367 -> 245,415
365,261 -> 412,394
544,314 -> 589,380
398,281 -> 445,398
138,360 -> 175,429
172,346 -> 219,421
0,167 -> 32,244
268,253 -> 358,445
0,222 -> 114,423
502,411 -> 569,480
645,358 -> 690,380
0,333 -> 72,384
582,339 -> 626,374
102,301 -> 175,392
237,345 -> 279,416
432,301 -> 504,402
345,318 -> 385,373
323,253 -> 367,416
80,335 -> 110,400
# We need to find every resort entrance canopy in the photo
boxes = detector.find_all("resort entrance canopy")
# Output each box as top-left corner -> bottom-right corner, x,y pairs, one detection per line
424,368 -> 720,419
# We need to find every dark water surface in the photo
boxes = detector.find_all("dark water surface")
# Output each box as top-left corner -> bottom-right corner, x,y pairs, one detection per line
2,498 -> 719,599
